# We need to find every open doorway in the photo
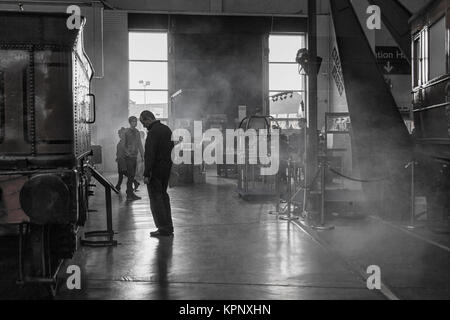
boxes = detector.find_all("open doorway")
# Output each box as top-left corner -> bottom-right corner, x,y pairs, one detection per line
129,31 -> 169,130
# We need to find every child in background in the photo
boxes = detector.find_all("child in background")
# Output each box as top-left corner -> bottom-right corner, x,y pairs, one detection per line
115,127 -> 127,191
133,130 -> 146,191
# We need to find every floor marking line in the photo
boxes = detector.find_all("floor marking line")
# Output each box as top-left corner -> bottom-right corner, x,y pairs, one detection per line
369,216 -> 450,253
291,220 -> 400,301
89,278 -> 372,290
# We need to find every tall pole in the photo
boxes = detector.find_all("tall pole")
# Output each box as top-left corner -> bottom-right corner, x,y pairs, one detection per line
404,160 -> 422,229
304,0 -> 333,230
307,0 -> 318,188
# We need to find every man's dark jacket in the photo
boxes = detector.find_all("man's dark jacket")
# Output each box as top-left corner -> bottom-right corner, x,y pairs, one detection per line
144,121 -> 174,179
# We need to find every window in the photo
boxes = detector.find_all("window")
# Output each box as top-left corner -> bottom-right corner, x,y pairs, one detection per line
429,17 -> 446,80
413,29 -> 429,88
129,32 -> 168,125
413,36 -> 421,87
413,17 -> 446,88
269,34 -> 307,130
0,70 -> 4,143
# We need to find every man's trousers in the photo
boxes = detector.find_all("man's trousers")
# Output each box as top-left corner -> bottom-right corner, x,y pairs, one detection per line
147,171 -> 173,233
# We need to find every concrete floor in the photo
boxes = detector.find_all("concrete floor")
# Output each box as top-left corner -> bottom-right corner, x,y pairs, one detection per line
56,174 -> 383,300
1,173 -> 449,299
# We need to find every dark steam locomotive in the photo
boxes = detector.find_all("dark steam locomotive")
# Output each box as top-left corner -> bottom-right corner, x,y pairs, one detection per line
410,0 -> 450,222
0,12 -> 94,294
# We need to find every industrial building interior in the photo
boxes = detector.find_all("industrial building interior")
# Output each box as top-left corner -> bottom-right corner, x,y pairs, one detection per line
0,0 -> 449,301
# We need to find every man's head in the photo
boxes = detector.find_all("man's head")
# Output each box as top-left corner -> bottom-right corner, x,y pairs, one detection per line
139,111 -> 156,129
298,118 -> 307,129
129,116 -> 138,129
118,127 -> 126,139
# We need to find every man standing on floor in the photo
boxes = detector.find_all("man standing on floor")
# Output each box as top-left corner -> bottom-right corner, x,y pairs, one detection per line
140,111 -> 175,237
115,127 -> 128,191
124,116 -> 144,201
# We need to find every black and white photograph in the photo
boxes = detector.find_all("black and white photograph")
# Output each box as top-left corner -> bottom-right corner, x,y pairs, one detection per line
0,0 -> 449,307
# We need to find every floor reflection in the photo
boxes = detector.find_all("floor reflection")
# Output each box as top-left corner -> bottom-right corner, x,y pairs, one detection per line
154,237 -> 173,299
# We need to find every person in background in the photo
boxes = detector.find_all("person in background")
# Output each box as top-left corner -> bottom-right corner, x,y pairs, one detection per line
115,127 -> 127,191
134,130 -> 146,191
124,116 -> 144,201
140,111 -> 175,237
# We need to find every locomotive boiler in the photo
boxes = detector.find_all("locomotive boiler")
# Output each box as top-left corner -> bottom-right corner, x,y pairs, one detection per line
0,11 -> 95,295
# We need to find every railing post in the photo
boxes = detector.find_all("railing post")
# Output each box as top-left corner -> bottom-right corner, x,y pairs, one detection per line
404,160 -> 423,230
80,165 -> 118,247
311,156 -> 334,230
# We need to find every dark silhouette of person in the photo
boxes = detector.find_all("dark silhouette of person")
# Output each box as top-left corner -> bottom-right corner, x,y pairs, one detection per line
140,111 -> 175,237
124,116 -> 144,201
115,127 -> 127,191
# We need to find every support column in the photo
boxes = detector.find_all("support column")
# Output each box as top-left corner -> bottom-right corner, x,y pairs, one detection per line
307,0 -> 318,186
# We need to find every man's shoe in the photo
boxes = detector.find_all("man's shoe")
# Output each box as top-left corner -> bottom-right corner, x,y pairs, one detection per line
126,194 -> 141,201
150,230 -> 173,237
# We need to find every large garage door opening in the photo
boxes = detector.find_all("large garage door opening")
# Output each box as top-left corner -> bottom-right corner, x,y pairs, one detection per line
269,34 -> 307,130
129,32 -> 168,127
